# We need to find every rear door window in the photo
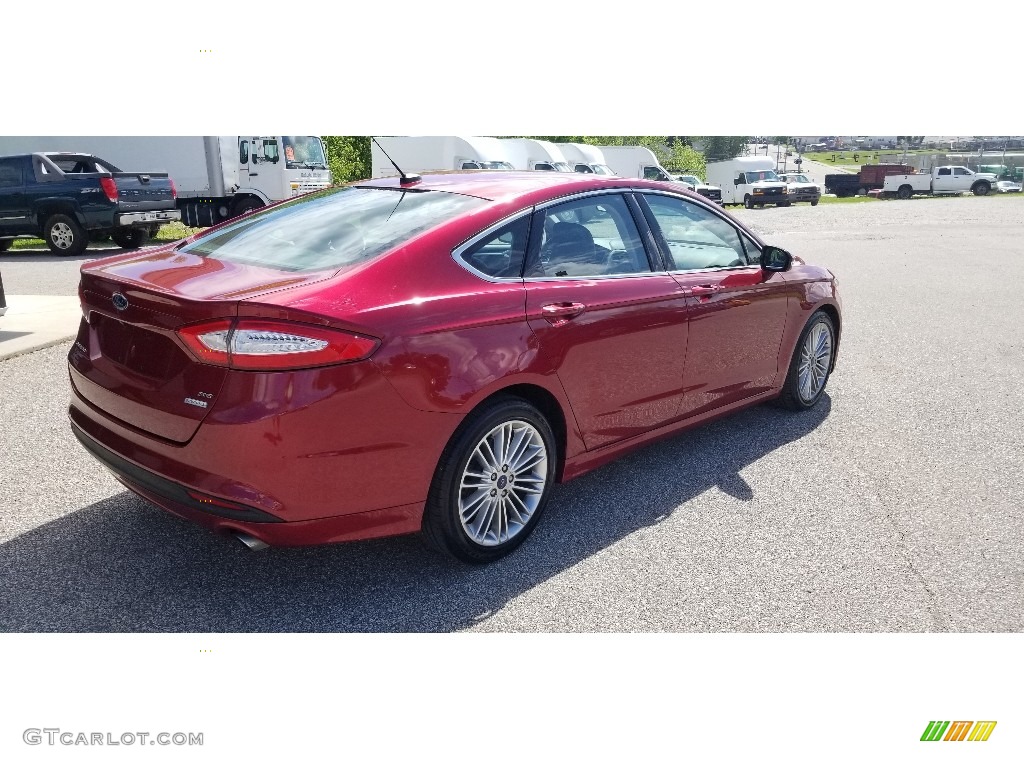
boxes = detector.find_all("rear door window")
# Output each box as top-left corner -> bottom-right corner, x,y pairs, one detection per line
525,194 -> 652,278
0,159 -> 23,187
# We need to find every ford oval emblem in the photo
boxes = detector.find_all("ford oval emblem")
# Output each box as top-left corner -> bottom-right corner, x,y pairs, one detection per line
112,293 -> 129,311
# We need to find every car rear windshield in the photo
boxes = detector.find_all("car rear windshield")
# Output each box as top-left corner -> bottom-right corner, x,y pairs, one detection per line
179,187 -> 486,272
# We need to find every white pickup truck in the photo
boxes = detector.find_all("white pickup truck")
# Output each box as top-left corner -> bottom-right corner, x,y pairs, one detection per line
882,166 -> 998,199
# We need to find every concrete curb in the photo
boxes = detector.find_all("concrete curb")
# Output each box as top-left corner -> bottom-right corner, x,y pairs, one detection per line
0,334 -> 75,362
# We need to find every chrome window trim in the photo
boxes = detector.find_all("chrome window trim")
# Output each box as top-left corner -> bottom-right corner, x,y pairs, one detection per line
451,207 -> 535,283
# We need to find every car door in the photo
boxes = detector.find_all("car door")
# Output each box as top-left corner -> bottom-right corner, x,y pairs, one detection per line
0,157 -> 28,237
637,192 -> 790,419
523,192 -> 690,451
933,166 -> 954,192
952,166 -> 974,191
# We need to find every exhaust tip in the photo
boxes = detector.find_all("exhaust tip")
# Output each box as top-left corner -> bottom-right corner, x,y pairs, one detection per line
233,531 -> 269,552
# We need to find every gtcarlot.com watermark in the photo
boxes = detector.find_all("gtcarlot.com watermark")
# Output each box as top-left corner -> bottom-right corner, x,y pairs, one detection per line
23,728 -> 203,747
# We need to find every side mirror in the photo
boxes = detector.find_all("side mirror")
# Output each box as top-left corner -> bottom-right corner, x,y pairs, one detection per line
734,176 -> 743,185
760,245 -> 792,272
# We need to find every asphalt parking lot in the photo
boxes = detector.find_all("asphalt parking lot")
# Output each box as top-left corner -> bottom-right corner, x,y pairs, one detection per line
2,195 -> 1022,632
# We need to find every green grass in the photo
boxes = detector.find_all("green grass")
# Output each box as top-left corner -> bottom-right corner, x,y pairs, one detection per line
8,221 -> 205,251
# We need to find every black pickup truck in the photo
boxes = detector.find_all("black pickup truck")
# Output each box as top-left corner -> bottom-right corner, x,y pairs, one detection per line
0,152 -> 180,256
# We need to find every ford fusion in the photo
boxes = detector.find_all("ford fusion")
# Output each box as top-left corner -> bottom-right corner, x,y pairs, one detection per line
68,172 -> 841,563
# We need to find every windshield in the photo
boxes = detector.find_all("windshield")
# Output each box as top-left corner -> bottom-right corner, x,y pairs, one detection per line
552,162 -> 572,172
678,175 -> 700,185
179,186 -> 485,273
592,164 -> 616,176
745,170 -> 779,183
787,174 -> 810,183
283,136 -> 327,169
479,161 -> 513,170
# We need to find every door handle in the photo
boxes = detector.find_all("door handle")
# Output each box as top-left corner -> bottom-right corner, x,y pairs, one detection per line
540,302 -> 586,324
685,284 -> 721,297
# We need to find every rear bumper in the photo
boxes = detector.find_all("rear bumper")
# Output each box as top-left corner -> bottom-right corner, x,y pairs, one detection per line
116,209 -> 181,227
67,357 -> 463,546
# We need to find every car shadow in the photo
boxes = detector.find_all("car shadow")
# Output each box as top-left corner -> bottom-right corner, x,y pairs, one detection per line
0,397 -> 830,632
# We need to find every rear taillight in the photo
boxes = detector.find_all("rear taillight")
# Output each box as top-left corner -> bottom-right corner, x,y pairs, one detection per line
170,178 -> 177,199
99,177 -> 118,202
176,320 -> 378,370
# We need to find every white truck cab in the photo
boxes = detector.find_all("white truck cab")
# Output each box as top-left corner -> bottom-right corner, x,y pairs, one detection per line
556,143 -> 617,175
597,146 -> 673,181
705,156 -> 790,208
498,139 -> 573,172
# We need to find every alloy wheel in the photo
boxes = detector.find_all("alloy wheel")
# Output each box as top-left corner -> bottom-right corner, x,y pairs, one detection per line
798,321 -> 833,402
458,420 -> 548,547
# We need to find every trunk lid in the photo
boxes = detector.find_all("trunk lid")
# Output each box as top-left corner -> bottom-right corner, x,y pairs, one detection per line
69,246 -> 331,443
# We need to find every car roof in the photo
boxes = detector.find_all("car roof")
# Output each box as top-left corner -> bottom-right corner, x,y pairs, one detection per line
353,171 -> 702,205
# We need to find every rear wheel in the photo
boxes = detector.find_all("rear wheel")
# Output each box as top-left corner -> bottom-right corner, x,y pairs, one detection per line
777,311 -> 836,411
43,214 -> 89,256
422,397 -> 557,564
111,228 -> 148,249
856,187 -> 867,196
897,185 -> 913,200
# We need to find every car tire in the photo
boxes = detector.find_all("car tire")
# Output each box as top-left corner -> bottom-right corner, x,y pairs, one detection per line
744,195 -> 753,209
779,201 -> 791,207
0,240 -> 11,252
422,397 -> 557,564
811,199 -> 819,206
897,185 -> 913,200
857,187 -> 867,196
43,213 -> 89,256
111,228 -> 148,249
972,182 -> 990,196
777,310 -> 836,411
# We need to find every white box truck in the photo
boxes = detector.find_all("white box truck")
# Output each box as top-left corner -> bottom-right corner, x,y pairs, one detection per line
0,136 -> 332,227
556,143 -> 616,175
371,136 -> 514,177
705,156 -> 790,208
596,145 -> 673,181
498,139 -> 573,172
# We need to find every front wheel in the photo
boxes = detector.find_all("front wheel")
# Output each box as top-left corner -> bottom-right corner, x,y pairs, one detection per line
0,240 -> 11,252
744,195 -> 753,209
777,311 -> 836,411
422,397 -> 557,563
857,187 -> 867,196
43,214 -> 89,256
972,182 -> 990,196
810,199 -> 819,206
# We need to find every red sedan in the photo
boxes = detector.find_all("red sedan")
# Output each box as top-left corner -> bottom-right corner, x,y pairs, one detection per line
68,172 -> 841,563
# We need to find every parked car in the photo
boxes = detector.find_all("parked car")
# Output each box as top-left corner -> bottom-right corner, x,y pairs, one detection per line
995,180 -> 1022,193
68,172 -> 842,563
0,152 -> 179,256
777,173 -> 821,205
